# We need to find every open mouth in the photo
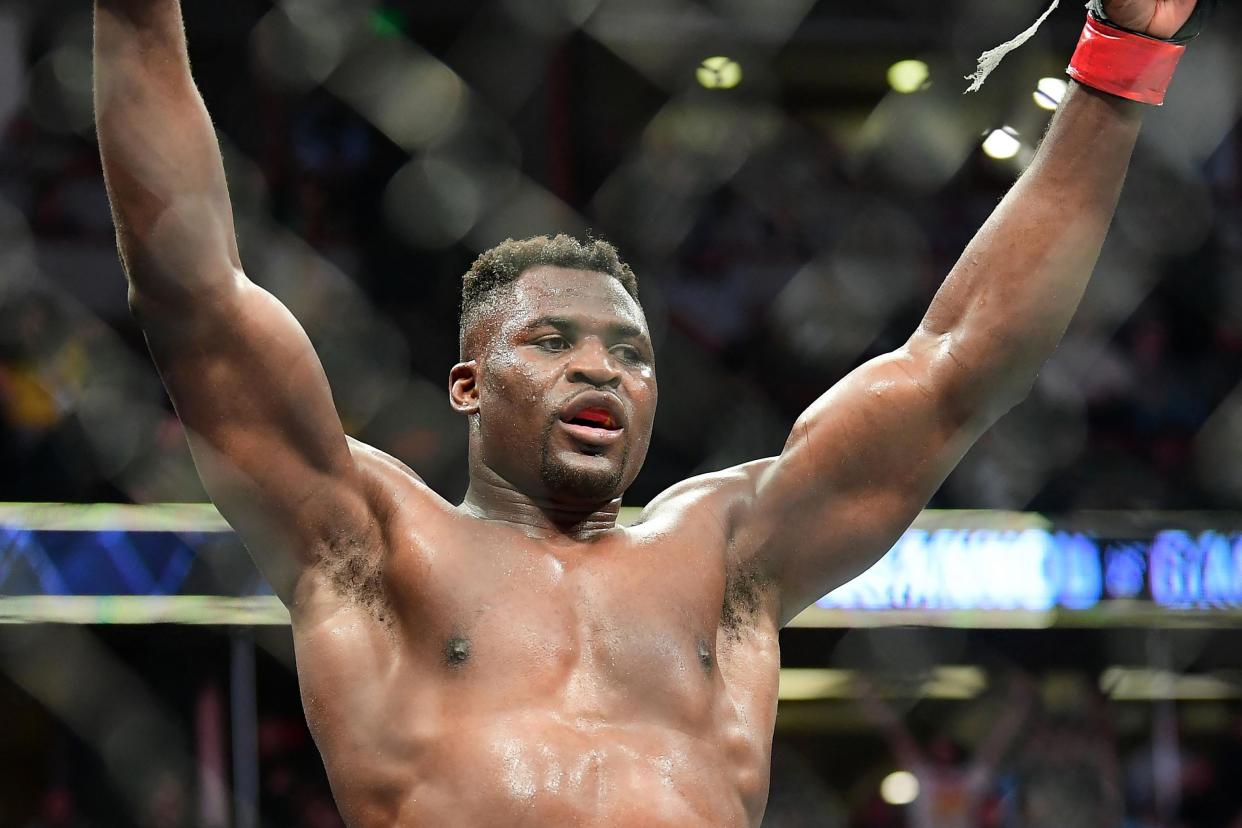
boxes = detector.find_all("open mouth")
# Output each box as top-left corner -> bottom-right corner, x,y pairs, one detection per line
558,406 -> 624,446
565,407 -> 620,430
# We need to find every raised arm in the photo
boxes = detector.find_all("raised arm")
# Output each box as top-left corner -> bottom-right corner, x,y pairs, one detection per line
94,0 -> 382,606
728,1 -> 1203,625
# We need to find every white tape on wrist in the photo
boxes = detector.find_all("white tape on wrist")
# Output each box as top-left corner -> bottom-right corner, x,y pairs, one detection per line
965,0 -> 1062,93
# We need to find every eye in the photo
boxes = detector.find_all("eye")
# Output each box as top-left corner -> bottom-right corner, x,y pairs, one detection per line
536,335 -> 569,352
612,345 -> 645,363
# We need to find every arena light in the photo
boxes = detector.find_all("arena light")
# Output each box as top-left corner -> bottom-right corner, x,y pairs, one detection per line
0,596 -> 290,625
696,56 -> 743,90
778,668 -> 853,701
1100,668 -> 1242,701
1033,76 -> 1068,110
880,771 -> 920,806
921,666 -> 988,699
777,667 -> 987,701
0,501 -> 231,531
887,59 -> 929,94
982,127 -> 1021,160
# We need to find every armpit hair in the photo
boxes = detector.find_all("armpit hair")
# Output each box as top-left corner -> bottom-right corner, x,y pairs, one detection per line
319,530 -> 392,629
721,557 -> 772,638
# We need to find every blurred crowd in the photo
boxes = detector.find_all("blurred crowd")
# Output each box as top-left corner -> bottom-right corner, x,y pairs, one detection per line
2,1 -> 1242,827
1,0 -> 1241,512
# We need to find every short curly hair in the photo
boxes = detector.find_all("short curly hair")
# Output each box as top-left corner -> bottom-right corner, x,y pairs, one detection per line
460,234 -> 640,358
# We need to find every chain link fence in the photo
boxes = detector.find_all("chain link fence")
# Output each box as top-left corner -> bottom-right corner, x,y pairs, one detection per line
2,0 -> 1242,825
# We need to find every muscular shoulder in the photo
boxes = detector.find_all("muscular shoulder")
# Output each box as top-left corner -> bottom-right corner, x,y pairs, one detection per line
343,436 -> 463,530
634,460 -> 781,636
634,458 -> 775,533
293,438 -> 448,626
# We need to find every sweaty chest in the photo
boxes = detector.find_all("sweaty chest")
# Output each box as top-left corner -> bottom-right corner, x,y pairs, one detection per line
393,534 -> 744,722
294,519 -> 784,828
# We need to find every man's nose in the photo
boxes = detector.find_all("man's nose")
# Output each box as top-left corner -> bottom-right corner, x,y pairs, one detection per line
566,341 -> 622,388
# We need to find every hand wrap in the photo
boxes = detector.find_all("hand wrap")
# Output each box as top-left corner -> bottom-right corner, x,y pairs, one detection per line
1068,1 -> 1216,106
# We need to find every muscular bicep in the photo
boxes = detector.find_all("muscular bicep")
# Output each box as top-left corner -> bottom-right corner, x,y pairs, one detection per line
133,272 -> 378,605
736,329 -> 1010,624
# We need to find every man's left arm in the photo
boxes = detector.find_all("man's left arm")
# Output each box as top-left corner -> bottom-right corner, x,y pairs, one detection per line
731,1 -> 1201,625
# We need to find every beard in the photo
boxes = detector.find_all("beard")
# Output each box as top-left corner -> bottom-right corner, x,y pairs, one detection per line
537,416 -> 629,503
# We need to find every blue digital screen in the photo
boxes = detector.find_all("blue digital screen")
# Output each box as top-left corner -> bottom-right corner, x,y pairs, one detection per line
0,525 -> 269,597
3,523 -> 1242,610
1145,531 -> 1242,608
819,529 -> 1242,611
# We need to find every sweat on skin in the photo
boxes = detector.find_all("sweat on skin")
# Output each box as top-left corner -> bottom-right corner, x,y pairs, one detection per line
93,0 -> 1199,822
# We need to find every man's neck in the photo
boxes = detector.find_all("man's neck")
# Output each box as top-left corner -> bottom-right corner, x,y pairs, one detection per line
460,476 -> 622,541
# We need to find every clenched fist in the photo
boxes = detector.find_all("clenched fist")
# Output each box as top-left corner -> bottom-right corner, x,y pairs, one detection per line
1100,0 -> 1200,38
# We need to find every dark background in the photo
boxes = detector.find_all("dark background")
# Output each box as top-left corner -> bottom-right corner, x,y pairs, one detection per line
5,0 -> 1242,513
3,0 -> 1242,825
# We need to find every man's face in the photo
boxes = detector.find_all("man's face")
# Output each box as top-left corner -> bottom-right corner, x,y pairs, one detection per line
458,266 -> 657,505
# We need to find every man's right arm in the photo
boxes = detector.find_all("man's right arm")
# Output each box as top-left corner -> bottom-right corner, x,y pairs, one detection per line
94,0 -> 383,607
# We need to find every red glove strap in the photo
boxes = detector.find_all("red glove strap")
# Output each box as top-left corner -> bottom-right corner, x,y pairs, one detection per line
1066,13 -> 1186,106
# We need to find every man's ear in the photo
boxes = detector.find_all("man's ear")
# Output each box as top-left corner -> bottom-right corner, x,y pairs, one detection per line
449,361 -> 480,415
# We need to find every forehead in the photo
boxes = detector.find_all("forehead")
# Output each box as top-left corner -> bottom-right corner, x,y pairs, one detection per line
503,266 -> 647,334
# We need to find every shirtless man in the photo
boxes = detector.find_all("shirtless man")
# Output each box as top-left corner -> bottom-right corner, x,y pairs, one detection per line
92,0 -> 1204,825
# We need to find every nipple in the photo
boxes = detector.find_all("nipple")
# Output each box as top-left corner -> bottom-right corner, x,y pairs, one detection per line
443,635 -> 472,667
697,639 -> 713,673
